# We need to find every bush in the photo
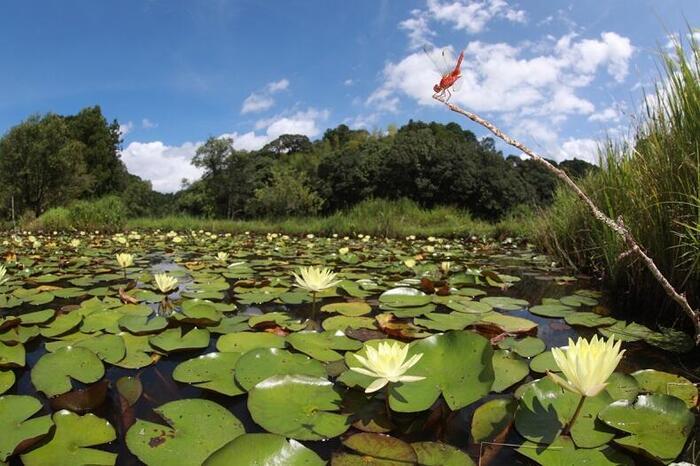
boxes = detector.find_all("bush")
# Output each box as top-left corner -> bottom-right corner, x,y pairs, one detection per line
250,167 -> 323,218
32,196 -> 126,232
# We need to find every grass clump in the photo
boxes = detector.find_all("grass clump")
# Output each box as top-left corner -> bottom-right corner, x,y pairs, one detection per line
535,36 -> 700,325
31,196 -> 127,232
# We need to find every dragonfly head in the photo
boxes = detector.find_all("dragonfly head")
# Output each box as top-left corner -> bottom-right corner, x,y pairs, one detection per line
433,84 -> 441,92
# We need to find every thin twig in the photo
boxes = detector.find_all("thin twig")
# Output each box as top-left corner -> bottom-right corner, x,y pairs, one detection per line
434,94 -> 700,344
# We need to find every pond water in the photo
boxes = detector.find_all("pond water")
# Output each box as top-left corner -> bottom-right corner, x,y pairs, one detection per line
0,232 -> 696,465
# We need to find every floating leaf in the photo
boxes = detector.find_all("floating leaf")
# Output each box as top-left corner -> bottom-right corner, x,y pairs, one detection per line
235,347 -> 325,391
149,327 -> 210,353
216,331 -> 285,353
412,442 -> 475,466
322,315 -> 376,332
333,433 -> 417,465
287,331 -> 362,362
632,369 -> 698,408
0,342 -> 24,368
517,437 -> 632,466
247,374 -> 349,440
529,304 -> 574,318
204,433 -> 324,466
21,410 -> 116,466
491,349 -> 529,393
599,394 -> 695,464
321,301 -> 372,316
126,399 -> 244,466
497,336 -> 545,357
480,296 -> 529,311
564,312 -> 617,328
115,376 -> 142,407
0,395 -> 53,462
379,288 -> 432,307
471,398 -> 517,443
173,352 -> 245,396
31,346 -> 104,397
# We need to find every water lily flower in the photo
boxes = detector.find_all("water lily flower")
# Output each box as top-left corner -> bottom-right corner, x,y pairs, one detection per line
548,335 -> 625,397
440,261 -> 452,274
351,341 -> 425,393
115,253 -> 134,269
70,239 -> 81,248
216,252 -> 229,262
293,266 -> 340,293
153,273 -> 178,294
338,247 -> 350,255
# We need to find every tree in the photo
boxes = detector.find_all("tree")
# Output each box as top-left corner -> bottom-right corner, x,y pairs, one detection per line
0,114 -> 89,216
261,134 -> 312,154
250,166 -> 323,218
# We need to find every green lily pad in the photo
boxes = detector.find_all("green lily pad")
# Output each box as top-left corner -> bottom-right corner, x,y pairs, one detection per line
19,309 -> 55,325
599,394 -> 695,464
606,372 -> 640,402
149,327 -> 210,353
0,370 -> 15,394
0,342 -> 24,368
564,312 -> 617,328
560,295 -> 598,307
247,374 -> 349,440
529,304 -> 574,318
497,336 -> 545,357
598,321 -> 653,342
204,433 -> 324,466
173,352 -> 245,396
379,288 -> 432,307
287,331 -> 362,362
0,395 -> 53,462
517,437 -> 632,466
113,333 -> 154,369
412,442 -> 475,466
235,347 -> 326,391
118,315 -> 168,334
471,397 -> 517,443
126,399 -> 244,465
480,296 -> 529,311
321,301 -> 372,316
631,369 -> 698,408
175,299 -> 223,325
31,346 -> 104,397
491,349 -> 530,393
21,410 -> 116,466
479,313 -> 537,333
529,351 -> 561,374
216,332 -> 285,353
390,331 -> 494,412
322,315 -> 376,332
40,312 -> 82,338
333,433 -> 417,464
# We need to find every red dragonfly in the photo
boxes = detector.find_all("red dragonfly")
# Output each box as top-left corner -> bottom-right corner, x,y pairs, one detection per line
424,45 -> 464,102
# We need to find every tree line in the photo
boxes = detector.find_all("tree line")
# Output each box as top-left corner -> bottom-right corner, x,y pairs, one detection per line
0,107 -> 595,223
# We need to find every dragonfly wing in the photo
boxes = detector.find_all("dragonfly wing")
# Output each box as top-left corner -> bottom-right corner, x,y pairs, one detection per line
423,44 -> 452,75
452,76 -> 463,93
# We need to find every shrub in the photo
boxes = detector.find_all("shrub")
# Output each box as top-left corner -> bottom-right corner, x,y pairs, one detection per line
32,196 -> 126,232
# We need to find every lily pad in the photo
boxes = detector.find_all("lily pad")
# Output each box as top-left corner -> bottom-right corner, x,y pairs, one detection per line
21,410 -> 116,466
497,336 -> 545,357
204,433 -> 324,466
564,312 -> 617,328
412,441 -> 475,466
235,347 -> 326,391
247,374 -> 349,440
480,296 -> 529,311
333,433 -> 417,465
0,342 -> 25,368
0,370 -> 15,394
379,288 -> 432,307
31,346 -> 104,397
599,394 -> 695,464
173,352 -> 245,396
321,301 -> 372,316
471,397 -> 517,443
287,331 -> 362,362
322,315 -> 376,332
517,437 -> 632,466
126,399 -> 244,466
149,327 -> 210,353
0,395 -> 53,462
491,349 -> 530,392
632,369 -> 698,408
216,332 -> 285,353
529,304 -> 574,318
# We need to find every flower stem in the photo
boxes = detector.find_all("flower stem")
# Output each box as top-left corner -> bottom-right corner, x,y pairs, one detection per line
562,395 -> 586,437
311,291 -> 317,321
384,384 -> 392,425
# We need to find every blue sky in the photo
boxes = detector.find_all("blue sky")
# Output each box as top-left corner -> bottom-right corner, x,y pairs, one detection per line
1,0 -> 699,192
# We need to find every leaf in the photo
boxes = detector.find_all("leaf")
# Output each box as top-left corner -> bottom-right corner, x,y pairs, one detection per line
412,442 -> 475,466
321,301 -> 372,316
126,399 -> 244,466
471,398 -> 516,443
21,410 -> 116,466
491,349 -> 529,393
173,352 -> 245,396
332,433 -> 417,465
247,374 -> 349,440
204,433 -> 324,466
0,395 -> 53,462
216,331 -> 285,353
234,347 -> 325,391
632,369 -> 698,408
599,394 -> 695,464
517,437 -> 632,466
0,342 -> 24,368
149,327 -> 210,353
31,346 -> 104,397
286,331 -> 362,362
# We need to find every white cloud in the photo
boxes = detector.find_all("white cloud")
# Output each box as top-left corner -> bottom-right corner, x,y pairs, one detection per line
344,79 -> 354,86
560,138 -> 599,163
241,78 -> 290,114
119,121 -> 134,136
120,141 -> 204,192
141,118 -> 157,129
588,106 -> 619,123
426,0 -> 525,34
400,9 -> 435,48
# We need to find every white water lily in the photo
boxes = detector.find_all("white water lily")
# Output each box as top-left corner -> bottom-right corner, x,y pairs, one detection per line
216,252 -> 229,262
440,261 -> 452,274
293,266 -> 340,293
153,273 -> 178,294
351,341 -> 425,393
548,335 -> 625,397
115,253 -> 134,269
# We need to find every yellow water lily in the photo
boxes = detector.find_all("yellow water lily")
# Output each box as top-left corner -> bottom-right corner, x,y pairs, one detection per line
153,273 -> 178,294
549,335 -> 625,397
115,253 -> 134,269
216,252 -> 229,262
293,266 -> 340,293
351,341 -> 425,393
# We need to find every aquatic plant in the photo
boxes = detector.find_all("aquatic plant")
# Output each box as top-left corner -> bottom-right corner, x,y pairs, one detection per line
350,340 -> 424,393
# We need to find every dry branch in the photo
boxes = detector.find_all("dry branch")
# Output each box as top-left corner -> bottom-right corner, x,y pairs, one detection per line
433,94 -> 700,344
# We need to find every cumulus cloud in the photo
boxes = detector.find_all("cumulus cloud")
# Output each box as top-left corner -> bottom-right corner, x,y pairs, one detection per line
400,9 -> 436,48
588,106 -> 620,123
560,138 -> 600,163
120,141 -> 204,192
426,0 -> 525,34
119,121 -> 134,136
241,78 -> 290,114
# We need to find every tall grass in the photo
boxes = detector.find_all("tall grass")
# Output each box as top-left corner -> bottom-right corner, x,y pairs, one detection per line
536,37 -> 700,326
125,198 -> 529,238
